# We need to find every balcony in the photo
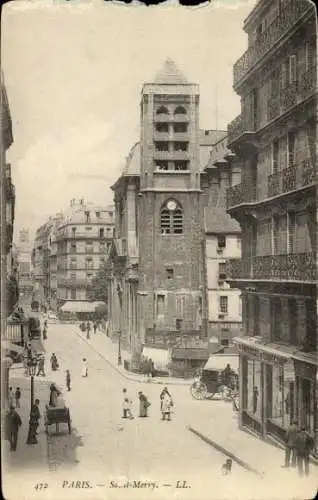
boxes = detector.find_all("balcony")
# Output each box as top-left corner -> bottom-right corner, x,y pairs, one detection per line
153,150 -> 189,161
227,181 -> 256,210
154,113 -> 189,123
267,158 -> 315,198
233,0 -> 312,86
298,65 -> 317,100
227,114 -> 256,148
227,253 -> 316,283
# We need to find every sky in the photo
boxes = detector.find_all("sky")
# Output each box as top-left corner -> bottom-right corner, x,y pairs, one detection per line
2,0 -> 256,239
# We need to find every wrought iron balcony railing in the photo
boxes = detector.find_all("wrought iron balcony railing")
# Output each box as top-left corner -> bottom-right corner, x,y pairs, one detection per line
227,114 -> 257,146
227,253 -> 316,282
233,0 -> 312,86
267,158 -> 315,198
227,181 -> 256,210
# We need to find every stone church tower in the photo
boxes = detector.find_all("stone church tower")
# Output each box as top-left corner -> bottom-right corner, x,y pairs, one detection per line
138,59 -> 206,346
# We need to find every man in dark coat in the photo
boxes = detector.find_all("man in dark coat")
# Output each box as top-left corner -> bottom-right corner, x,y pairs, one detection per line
5,407 -> 22,451
283,420 -> 298,468
294,427 -> 315,477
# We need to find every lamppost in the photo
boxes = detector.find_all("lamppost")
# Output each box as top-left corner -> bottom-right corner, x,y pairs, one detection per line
118,330 -> 122,366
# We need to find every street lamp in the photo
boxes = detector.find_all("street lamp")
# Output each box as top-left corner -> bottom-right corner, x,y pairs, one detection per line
118,330 -> 122,366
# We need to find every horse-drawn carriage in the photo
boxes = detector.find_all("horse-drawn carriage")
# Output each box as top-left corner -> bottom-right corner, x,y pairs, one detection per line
44,405 -> 72,435
190,357 -> 239,410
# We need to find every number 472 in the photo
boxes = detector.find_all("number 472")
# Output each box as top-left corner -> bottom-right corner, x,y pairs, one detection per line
35,483 -> 48,491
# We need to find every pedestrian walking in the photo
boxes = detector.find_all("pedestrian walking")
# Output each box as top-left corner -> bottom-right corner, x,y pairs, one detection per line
50,353 -> 59,371
160,387 -> 171,410
42,326 -> 47,340
93,321 -> 97,334
283,420 -> 298,468
5,406 -> 22,451
86,321 -> 91,339
294,426 -> 315,477
161,391 -> 173,421
66,369 -> 71,391
122,388 -> 134,419
36,356 -> 46,377
81,358 -> 88,377
138,391 -> 150,418
49,384 -> 60,407
8,387 -> 14,408
15,387 -> 21,408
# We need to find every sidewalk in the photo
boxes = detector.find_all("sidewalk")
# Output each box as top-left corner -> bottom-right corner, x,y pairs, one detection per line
188,400 -> 318,486
75,327 -> 192,386
3,370 -> 67,475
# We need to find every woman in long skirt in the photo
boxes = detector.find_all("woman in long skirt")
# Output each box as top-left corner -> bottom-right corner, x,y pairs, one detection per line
138,391 -> 150,417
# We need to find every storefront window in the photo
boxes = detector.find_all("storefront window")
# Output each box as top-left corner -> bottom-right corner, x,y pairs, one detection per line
246,358 -> 262,420
271,365 -> 284,426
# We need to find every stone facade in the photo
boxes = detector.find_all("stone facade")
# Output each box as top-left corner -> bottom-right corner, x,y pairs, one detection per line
107,59 -> 240,368
226,0 -> 317,447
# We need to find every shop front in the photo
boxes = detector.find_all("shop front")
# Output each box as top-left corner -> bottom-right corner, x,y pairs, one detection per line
235,337 -> 295,442
293,356 -> 317,436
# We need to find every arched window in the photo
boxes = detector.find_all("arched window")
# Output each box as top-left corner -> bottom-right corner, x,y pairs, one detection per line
174,106 -> 187,115
156,105 -> 169,115
160,200 -> 183,234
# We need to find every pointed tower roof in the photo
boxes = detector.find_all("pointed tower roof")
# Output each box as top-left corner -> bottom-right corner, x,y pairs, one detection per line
153,58 -> 188,84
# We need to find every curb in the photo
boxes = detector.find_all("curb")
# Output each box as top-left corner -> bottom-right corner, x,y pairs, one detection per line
187,425 -> 264,478
75,330 -> 191,387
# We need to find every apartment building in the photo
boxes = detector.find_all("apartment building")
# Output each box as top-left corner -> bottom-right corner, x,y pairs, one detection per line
225,0 -> 317,446
201,136 -> 242,348
56,199 -> 114,304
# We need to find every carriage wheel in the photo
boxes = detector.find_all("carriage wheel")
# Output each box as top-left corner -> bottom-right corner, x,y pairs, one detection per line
190,382 -> 207,400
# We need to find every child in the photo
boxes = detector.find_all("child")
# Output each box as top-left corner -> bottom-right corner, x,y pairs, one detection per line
122,389 -> 134,419
66,370 -> 71,391
15,387 -> 21,408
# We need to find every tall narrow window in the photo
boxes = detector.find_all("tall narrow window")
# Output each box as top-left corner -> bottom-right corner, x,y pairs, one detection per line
218,262 -> 227,280
85,211 -> 90,223
220,296 -> 228,314
272,140 -> 279,174
289,55 -> 297,84
99,228 -> 104,238
287,131 -> 295,168
160,200 -> 183,234
156,294 -> 165,319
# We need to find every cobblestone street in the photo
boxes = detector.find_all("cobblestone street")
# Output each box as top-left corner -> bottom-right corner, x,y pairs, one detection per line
3,322 -> 317,500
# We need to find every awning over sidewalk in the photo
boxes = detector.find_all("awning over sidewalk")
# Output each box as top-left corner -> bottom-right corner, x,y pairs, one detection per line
142,347 -> 171,370
172,347 -> 209,361
233,337 -> 294,362
60,301 -> 106,313
204,354 -> 239,372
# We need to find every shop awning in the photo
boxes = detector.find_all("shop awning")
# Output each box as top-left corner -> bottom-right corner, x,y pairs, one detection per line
142,347 -> 171,370
1,341 -> 24,354
171,347 -> 209,361
204,354 -> 239,372
60,301 -> 106,313
233,337 -> 294,361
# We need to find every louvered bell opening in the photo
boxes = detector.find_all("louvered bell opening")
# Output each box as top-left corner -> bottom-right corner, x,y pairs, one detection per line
173,209 -> 183,234
161,210 -> 171,234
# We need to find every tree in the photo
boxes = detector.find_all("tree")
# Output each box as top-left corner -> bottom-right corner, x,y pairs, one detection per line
87,263 -> 109,304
